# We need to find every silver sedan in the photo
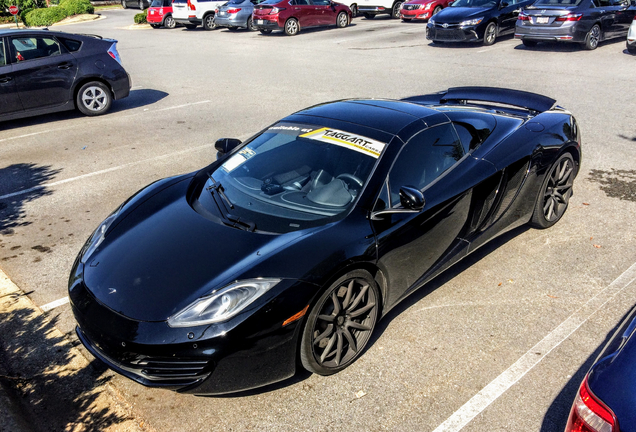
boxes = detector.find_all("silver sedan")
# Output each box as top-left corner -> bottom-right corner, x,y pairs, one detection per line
214,0 -> 263,30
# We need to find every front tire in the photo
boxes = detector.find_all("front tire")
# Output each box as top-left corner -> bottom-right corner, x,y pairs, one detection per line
284,17 -> 299,35
530,153 -> 576,229
203,14 -> 215,30
432,5 -> 441,15
483,21 -> 496,46
300,270 -> 380,375
583,24 -> 601,50
337,11 -> 348,28
391,1 -> 403,18
350,4 -> 357,17
76,82 -> 112,116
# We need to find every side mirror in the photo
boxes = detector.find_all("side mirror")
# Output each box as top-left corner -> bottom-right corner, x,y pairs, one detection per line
499,0 -> 509,7
399,186 -> 425,211
215,138 -> 242,159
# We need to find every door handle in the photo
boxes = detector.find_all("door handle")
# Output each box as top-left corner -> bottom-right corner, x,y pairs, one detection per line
0,76 -> 12,83
58,62 -> 72,70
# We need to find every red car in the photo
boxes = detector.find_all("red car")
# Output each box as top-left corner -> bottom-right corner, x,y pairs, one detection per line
147,0 -> 177,28
400,0 -> 449,21
253,0 -> 351,36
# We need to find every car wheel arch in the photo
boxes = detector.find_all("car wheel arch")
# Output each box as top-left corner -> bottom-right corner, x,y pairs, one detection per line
72,77 -> 114,108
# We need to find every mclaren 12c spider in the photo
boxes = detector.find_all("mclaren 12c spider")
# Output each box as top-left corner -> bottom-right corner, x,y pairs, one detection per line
70,87 -> 581,395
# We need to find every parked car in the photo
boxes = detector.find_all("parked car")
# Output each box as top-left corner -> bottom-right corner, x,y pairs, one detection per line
337,0 -> 360,17
400,0 -> 451,21
0,29 -> 130,122
358,0 -> 404,18
172,0 -> 228,29
147,0 -> 177,28
515,0 -> 636,50
628,15 -> 636,52
252,0 -> 351,35
564,303 -> 636,432
121,0 -> 150,9
214,0 -> 264,30
70,87 -> 580,395
427,0 -> 534,45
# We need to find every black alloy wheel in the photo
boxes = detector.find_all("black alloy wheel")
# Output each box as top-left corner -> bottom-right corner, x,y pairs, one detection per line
530,153 -> 576,228
583,24 -> 601,50
300,270 -> 380,375
483,22 -> 496,46
392,1 -> 403,18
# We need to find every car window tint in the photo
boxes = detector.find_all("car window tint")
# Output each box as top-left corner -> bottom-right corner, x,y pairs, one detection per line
313,0 -> 331,4
453,122 -> 483,153
59,37 -> 81,52
11,36 -> 61,62
0,40 -> 5,67
388,124 -> 463,206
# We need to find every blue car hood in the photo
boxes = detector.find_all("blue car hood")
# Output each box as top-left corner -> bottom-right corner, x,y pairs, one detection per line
83,178 -> 321,322
434,7 -> 491,22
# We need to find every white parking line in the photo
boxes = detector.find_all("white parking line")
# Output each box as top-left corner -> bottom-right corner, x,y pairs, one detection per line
0,143 -> 215,201
156,100 -> 211,112
431,261 -> 636,432
0,128 -> 68,144
41,296 -> 70,312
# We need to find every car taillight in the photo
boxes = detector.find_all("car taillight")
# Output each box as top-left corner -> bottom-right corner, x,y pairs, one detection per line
555,13 -> 582,21
565,376 -> 618,432
187,0 -> 195,10
107,42 -> 122,65
159,7 -> 163,13
518,13 -> 530,21
227,7 -> 241,13
271,7 -> 285,13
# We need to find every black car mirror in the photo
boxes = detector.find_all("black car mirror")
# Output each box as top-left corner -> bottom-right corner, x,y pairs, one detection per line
500,1 -> 509,8
215,138 -> 242,159
399,186 -> 425,211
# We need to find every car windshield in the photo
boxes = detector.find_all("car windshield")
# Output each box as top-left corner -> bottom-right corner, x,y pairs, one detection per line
451,0 -> 497,7
533,0 -> 582,5
199,122 -> 386,234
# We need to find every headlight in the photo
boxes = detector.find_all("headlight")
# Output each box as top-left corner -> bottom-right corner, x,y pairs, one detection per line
80,205 -> 122,263
460,17 -> 483,26
423,2 -> 432,9
167,278 -> 281,327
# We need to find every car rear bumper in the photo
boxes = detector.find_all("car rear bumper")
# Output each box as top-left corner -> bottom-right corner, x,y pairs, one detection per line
514,23 -> 586,42
214,14 -> 249,27
252,18 -> 281,30
146,10 -> 165,23
358,5 -> 391,15
174,17 -> 201,25
426,25 -> 480,42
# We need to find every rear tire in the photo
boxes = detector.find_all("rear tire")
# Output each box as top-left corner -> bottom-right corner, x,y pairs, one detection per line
246,16 -> 255,31
350,4 -> 357,17
522,39 -> 538,47
76,81 -> 112,117
391,1 -> 403,18
164,15 -> 176,28
337,11 -> 348,28
284,17 -> 299,35
530,153 -> 576,229
583,24 -> 600,50
203,14 -> 215,30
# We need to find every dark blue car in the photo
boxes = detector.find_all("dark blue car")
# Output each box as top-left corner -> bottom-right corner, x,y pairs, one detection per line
565,304 -> 636,432
427,0 -> 534,45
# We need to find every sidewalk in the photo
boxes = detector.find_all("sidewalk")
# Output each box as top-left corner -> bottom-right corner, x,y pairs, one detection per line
0,270 -> 149,432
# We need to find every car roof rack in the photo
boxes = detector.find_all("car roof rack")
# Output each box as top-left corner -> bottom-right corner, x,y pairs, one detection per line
402,87 -> 556,113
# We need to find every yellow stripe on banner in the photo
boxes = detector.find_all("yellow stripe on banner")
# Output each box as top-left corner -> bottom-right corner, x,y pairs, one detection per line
299,127 -> 327,138
321,136 -> 380,157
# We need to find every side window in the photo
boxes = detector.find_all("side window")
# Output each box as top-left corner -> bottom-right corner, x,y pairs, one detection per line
387,124 -> 463,206
0,39 -> 6,67
313,0 -> 331,4
59,38 -> 82,52
11,36 -> 61,62
453,122 -> 481,153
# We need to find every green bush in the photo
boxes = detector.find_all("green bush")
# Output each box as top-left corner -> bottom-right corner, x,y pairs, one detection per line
59,0 -> 94,15
0,14 -> 22,23
0,0 -> 45,13
23,5 -> 66,26
133,10 -> 146,24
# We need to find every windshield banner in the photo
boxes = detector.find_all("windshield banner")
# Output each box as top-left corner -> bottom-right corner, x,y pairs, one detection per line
299,127 -> 386,159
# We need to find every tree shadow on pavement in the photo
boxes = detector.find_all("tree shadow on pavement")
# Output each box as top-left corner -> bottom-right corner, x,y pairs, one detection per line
0,163 -> 62,234
0,289 -> 136,431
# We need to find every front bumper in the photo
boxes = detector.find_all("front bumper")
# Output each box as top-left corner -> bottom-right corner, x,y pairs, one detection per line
69,261 -> 313,395
514,22 -> 586,43
401,10 -> 431,20
426,24 -> 480,42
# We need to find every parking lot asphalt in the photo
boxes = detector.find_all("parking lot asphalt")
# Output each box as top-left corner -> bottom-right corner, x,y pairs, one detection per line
1,8 -> 635,431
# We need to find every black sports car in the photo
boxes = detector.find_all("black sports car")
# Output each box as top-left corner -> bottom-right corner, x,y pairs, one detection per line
427,0 -> 534,45
515,0 -> 636,50
70,87 -> 581,395
0,29 -> 130,122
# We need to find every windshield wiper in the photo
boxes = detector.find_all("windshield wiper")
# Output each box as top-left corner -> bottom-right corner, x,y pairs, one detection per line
206,172 -> 256,232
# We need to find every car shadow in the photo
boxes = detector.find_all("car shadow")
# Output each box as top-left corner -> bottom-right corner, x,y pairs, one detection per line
0,163 -> 62,234
256,22 -> 358,36
539,305 -> 635,431
0,89 -> 169,132
513,37 -> 627,52
428,33 -> 515,48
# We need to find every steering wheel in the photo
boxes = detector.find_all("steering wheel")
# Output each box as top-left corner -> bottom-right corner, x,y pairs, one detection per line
336,173 -> 363,188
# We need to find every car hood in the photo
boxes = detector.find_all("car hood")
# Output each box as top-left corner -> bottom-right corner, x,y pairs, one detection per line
434,7 -> 490,22
83,177 -> 323,322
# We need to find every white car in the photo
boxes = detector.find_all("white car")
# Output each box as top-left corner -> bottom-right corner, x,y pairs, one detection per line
172,0 -> 227,29
357,0 -> 403,18
628,16 -> 636,54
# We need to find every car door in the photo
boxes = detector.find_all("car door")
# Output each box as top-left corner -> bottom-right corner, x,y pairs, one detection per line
373,122 -> 497,308
498,0 -> 530,34
312,0 -> 334,24
291,0 -> 317,26
613,0 -> 636,36
9,35 -> 78,111
0,37 -> 23,117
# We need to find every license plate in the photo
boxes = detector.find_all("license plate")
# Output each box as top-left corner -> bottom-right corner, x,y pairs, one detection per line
536,17 -> 549,24
219,11 -> 226,15
256,19 -> 264,24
